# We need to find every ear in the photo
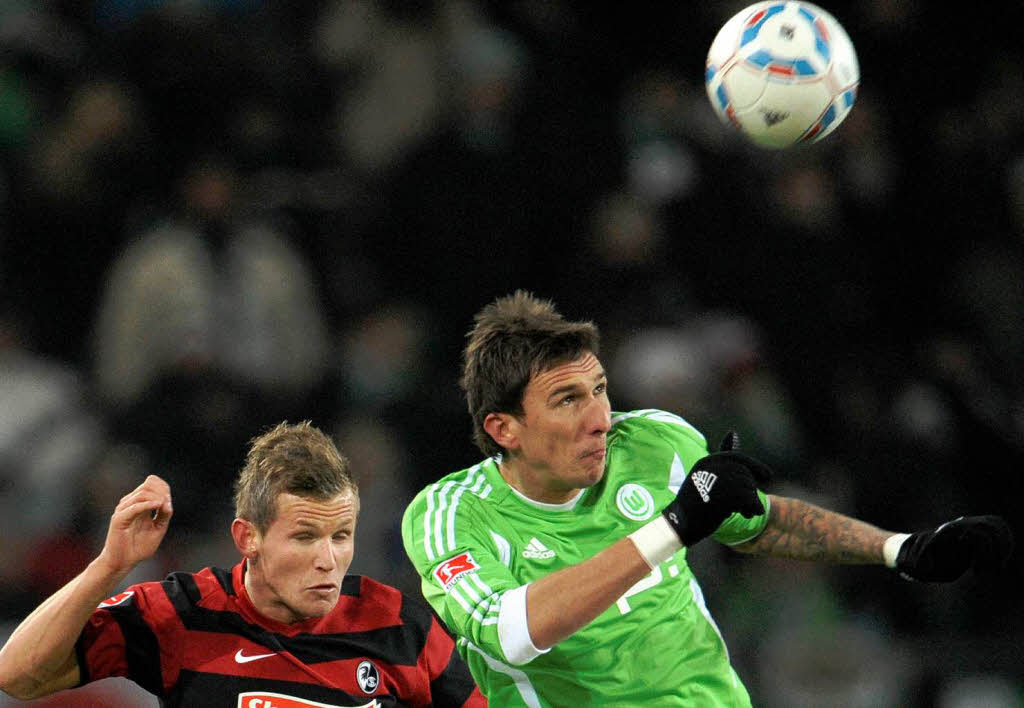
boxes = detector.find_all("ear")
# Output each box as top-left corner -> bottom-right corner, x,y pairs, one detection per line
231,518 -> 260,559
484,412 -> 521,452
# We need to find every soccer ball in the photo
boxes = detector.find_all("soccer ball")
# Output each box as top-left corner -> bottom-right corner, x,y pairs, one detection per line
704,1 -> 859,148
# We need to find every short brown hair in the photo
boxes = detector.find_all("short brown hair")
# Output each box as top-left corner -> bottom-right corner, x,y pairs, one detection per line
461,291 -> 600,457
234,421 -> 357,533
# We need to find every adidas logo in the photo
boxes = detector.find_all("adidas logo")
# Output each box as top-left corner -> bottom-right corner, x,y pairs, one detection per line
522,537 -> 556,560
691,469 -> 717,503
760,108 -> 789,126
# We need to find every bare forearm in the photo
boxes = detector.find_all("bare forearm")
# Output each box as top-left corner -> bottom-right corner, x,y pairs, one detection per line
0,557 -> 128,699
732,494 -> 892,563
526,537 -> 652,649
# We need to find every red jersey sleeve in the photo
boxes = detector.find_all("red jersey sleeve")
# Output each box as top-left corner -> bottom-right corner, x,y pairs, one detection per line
76,580 -> 184,697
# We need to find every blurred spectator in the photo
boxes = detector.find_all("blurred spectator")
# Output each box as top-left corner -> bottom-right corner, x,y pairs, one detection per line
93,157 -> 330,403
90,156 -> 331,528
756,617 -> 911,708
936,674 -> 1023,708
8,72 -> 154,355
0,65 -> 34,154
336,301 -> 434,409
316,0 -> 445,176
609,311 -> 807,473
0,309 -> 104,618
333,416 -> 419,595
25,78 -> 144,207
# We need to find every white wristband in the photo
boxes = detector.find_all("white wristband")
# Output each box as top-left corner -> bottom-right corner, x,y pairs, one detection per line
628,516 -> 683,570
883,533 -> 911,568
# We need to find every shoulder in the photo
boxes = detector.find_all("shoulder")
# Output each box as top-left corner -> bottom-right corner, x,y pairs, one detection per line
343,574 -> 403,612
333,575 -> 436,638
369,578 -> 438,633
118,566 -> 234,620
88,569 -> 231,642
116,221 -> 203,266
610,409 -> 707,449
95,567 -> 213,613
403,460 -> 496,522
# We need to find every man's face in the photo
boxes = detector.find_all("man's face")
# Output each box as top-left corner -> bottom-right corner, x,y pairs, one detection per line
248,490 -> 357,624
506,352 -> 611,500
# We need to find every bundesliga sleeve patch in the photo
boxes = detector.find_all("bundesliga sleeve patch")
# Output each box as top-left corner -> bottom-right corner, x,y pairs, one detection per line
432,552 -> 480,591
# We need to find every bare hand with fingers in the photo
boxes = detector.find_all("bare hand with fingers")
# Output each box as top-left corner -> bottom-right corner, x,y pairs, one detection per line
97,475 -> 173,578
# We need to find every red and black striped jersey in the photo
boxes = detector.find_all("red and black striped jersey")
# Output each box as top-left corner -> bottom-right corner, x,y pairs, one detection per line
76,561 -> 486,707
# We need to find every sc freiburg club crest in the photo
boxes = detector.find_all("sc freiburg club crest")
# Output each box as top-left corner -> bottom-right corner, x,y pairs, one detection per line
357,660 -> 380,694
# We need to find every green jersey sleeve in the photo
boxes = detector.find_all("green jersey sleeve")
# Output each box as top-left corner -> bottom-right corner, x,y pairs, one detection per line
401,463 -> 547,668
712,489 -> 771,545
637,410 -> 770,545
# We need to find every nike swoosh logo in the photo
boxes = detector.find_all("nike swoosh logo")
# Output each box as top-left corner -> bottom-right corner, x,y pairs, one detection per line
234,649 -> 277,664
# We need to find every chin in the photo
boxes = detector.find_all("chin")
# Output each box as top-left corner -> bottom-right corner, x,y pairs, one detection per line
301,592 -> 340,617
298,600 -> 336,621
580,465 -> 605,486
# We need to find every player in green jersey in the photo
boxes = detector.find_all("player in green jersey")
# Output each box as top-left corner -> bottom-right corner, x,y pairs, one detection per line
401,291 -> 1013,707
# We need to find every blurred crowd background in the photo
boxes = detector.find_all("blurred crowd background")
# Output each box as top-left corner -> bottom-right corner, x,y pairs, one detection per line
2,1 -> 1023,706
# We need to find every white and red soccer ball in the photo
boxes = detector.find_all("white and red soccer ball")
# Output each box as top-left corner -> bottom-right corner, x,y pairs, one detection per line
705,1 -> 859,148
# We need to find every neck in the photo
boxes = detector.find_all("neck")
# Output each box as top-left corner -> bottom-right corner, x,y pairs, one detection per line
498,458 -> 580,505
244,559 -> 298,625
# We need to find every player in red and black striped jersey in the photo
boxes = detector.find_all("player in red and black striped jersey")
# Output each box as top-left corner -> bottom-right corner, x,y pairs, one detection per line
0,421 -> 485,708
80,563 -> 479,706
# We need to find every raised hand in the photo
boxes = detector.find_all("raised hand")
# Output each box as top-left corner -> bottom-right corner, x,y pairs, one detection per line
662,432 -> 772,547
891,515 -> 1014,582
97,475 -> 173,577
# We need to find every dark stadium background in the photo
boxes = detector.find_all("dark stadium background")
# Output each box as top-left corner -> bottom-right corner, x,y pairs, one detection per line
1,1 -> 1022,706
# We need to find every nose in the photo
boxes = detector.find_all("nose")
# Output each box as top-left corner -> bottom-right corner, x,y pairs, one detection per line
587,393 -> 611,435
314,538 -> 337,571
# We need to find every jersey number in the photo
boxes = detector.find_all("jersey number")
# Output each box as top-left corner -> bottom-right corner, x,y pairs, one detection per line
615,566 -> 664,614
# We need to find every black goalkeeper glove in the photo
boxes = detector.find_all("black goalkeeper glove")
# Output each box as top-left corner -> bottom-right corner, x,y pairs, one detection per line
890,515 -> 1014,582
662,431 -> 772,547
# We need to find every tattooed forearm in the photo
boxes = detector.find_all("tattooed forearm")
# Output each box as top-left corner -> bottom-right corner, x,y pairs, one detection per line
732,495 -> 892,563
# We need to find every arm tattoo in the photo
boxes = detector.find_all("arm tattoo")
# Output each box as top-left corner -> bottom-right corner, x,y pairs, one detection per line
734,495 -> 890,564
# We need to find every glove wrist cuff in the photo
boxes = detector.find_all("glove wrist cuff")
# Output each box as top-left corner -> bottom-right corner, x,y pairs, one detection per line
883,533 -> 911,568
629,516 -> 683,570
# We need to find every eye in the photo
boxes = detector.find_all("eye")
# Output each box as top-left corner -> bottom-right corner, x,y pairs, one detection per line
294,533 -> 314,542
559,394 -> 576,406
333,530 -> 353,542
594,383 -> 607,395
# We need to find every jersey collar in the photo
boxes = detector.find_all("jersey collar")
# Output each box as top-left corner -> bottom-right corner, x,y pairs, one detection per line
233,559 -> 331,636
482,457 -> 590,512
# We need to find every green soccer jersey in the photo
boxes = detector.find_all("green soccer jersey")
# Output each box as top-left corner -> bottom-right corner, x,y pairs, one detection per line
401,409 -> 769,707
